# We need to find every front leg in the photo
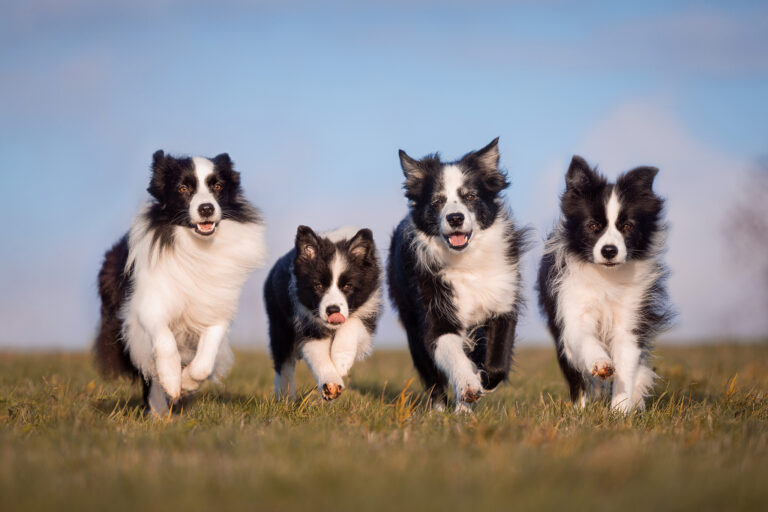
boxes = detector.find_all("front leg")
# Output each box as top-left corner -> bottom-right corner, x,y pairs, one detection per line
300,338 -> 345,400
610,333 -> 642,413
561,313 -> 613,380
150,324 -> 182,402
181,323 -> 228,393
330,317 -> 370,377
481,313 -> 517,390
433,333 -> 482,411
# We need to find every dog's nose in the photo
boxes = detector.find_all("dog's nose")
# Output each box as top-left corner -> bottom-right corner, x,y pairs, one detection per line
601,245 -> 618,260
198,203 -> 215,218
326,305 -> 341,316
446,213 -> 464,228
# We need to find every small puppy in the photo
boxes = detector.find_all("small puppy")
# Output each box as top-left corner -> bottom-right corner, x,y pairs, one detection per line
95,151 -> 266,415
264,226 -> 381,400
537,156 -> 673,412
388,138 -> 527,411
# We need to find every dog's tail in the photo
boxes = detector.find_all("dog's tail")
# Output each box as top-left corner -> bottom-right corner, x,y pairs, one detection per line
93,235 -> 138,379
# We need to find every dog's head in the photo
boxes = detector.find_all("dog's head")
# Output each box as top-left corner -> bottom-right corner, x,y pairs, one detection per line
398,138 -> 508,252
561,155 -> 664,267
293,226 -> 379,328
147,150 -> 243,239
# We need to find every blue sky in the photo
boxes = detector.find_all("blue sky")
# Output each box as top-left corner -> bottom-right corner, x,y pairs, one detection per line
1,0 -> 767,348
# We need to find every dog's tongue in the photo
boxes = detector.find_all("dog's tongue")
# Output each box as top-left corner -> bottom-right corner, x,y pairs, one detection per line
449,233 -> 467,247
328,312 -> 346,325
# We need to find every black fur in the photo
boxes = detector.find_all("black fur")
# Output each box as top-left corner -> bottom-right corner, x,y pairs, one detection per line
93,150 -> 260,408
388,138 -> 526,405
264,226 -> 381,374
537,155 -> 674,402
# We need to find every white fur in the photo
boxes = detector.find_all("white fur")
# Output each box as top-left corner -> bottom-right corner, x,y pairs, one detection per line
121,200 -> 266,407
439,165 -> 473,237
189,157 -> 222,226
277,227 -> 381,398
544,225 -> 662,412
434,333 -> 483,411
593,190 -> 627,264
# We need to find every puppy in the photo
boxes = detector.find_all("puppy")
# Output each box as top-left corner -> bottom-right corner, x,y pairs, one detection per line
264,226 -> 381,400
537,156 -> 673,412
95,151 -> 266,415
387,138 -> 527,411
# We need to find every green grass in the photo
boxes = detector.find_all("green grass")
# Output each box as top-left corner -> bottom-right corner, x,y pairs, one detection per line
2,344 -> 767,511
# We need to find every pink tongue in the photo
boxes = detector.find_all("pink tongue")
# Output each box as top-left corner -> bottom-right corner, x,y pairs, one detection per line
449,234 -> 467,246
328,312 -> 346,325
199,223 -> 214,231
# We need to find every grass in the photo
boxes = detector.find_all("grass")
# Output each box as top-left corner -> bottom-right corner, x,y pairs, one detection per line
1,344 -> 767,511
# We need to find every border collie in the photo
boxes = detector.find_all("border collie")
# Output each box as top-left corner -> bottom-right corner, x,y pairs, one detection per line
264,225 -> 381,400
387,138 -> 527,412
95,150 -> 266,416
537,156 -> 673,412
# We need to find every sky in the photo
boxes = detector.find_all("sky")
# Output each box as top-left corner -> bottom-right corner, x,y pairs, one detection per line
1,0 -> 767,349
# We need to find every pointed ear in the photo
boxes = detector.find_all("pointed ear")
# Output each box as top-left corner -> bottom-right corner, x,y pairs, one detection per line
474,137 -> 500,173
147,150 -> 167,201
399,149 -> 426,199
212,152 -> 240,186
565,155 -> 597,191
620,166 -> 659,191
295,225 -> 319,262
348,228 -> 374,262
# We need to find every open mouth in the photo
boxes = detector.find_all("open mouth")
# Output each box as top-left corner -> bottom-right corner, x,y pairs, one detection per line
327,312 -> 346,325
194,222 -> 218,236
444,232 -> 471,250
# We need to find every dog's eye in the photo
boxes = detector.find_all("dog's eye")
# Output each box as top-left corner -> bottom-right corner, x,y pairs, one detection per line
431,197 -> 445,207
212,182 -> 222,192
587,222 -> 601,232
313,282 -> 323,292
621,222 -> 634,233
342,283 -> 354,293
178,185 -> 189,194
464,192 -> 477,201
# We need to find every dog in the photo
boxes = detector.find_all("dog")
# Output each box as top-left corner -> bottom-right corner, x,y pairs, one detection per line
387,138 -> 527,412
537,155 -> 673,412
95,150 -> 266,415
264,225 -> 381,400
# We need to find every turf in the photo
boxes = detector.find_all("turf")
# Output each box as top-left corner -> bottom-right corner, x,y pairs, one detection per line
1,344 -> 767,511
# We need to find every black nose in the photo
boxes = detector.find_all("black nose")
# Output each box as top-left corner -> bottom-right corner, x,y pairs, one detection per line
198,203 -> 215,218
326,305 -> 341,316
601,245 -> 618,259
446,213 -> 464,228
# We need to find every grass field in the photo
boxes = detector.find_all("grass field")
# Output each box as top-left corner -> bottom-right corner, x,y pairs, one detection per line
1,344 -> 767,511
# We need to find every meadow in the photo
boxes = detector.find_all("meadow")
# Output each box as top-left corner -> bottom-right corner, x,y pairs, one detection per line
1,343 -> 767,511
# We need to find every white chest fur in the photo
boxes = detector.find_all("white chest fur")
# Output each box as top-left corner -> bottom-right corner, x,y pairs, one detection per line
434,220 -> 519,328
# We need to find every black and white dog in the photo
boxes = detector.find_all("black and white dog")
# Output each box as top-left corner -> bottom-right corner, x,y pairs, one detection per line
264,226 -> 381,400
95,150 -> 266,415
537,156 -> 673,412
388,138 -> 527,412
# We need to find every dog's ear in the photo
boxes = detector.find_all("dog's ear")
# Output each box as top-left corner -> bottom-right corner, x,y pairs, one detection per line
148,150 -> 167,202
399,149 -> 426,199
348,228 -> 375,263
462,137 -> 508,194
619,166 -> 659,192
565,155 -> 598,192
212,152 -> 240,187
295,225 -> 319,262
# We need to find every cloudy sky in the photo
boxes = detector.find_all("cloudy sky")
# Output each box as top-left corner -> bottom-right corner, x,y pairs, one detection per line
1,0 -> 767,349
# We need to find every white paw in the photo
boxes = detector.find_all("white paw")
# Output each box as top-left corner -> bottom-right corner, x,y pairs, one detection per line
454,401 -> 474,414
321,381 -> 345,401
590,359 -> 615,380
611,393 -> 635,414
453,372 -> 483,404
180,366 -> 203,394
158,372 -> 181,401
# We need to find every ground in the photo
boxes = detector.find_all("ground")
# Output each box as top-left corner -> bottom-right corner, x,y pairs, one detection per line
1,344 -> 767,511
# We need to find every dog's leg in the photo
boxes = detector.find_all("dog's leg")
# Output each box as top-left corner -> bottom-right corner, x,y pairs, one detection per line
301,338 -> 345,400
433,333 -> 482,411
146,379 -> 170,417
610,333 -> 642,413
149,324 -> 182,401
274,359 -> 296,400
630,363 -> 656,411
181,323 -> 228,393
481,313 -> 517,390
561,315 -> 613,380
330,317 -> 369,377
